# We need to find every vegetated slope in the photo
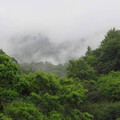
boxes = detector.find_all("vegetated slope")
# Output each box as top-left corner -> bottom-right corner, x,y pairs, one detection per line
1,28 -> 120,120
67,28 -> 120,120
0,51 -> 92,120
19,62 -> 67,77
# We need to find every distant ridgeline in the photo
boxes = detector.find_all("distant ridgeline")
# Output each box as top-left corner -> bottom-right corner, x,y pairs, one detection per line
0,49 -> 67,77
19,62 -> 67,77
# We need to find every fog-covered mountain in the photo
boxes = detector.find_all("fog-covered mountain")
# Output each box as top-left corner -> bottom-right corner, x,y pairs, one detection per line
9,33 -> 89,64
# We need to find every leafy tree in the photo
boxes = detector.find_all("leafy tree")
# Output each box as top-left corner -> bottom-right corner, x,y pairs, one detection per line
6,101 -> 44,120
32,71 -> 60,94
0,54 -> 19,88
45,111 -> 64,120
0,88 -> 19,102
15,74 -> 34,96
83,47 -> 98,74
28,92 -> 63,113
81,80 -> 103,103
67,58 -> 96,80
0,54 -> 19,111
59,77 -> 87,107
98,71 -> 120,100
95,28 -> 120,74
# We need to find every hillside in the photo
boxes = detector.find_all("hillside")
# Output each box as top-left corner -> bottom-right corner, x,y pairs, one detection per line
1,29 -> 120,120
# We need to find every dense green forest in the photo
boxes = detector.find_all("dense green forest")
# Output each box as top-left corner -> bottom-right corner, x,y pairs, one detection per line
1,28 -> 120,120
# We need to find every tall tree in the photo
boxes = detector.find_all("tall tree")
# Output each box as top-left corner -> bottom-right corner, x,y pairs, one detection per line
97,28 -> 120,74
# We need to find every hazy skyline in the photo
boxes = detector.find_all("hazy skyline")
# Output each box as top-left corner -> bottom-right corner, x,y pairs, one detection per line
0,0 -> 120,63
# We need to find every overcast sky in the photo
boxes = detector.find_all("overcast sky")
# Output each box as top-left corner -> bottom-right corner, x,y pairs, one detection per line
0,0 -> 120,63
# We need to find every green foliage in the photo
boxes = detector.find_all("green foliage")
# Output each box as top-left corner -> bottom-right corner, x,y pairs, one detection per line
84,54 -> 98,68
95,28 -> 120,74
0,88 -> 19,102
15,74 -> 33,96
84,48 -> 98,73
82,80 -> 103,103
106,102 -> 120,120
0,54 -> 19,88
59,77 -> 87,110
32,71 -> 60,94
69,109 -> 93,120
62,82 -> 87,105
41,93 -> 62,112
0,54 -> 19,105
98,71 -> 120,100
6,101 -> 44,120
17,72 -> 88,118
28,92 -> 63,113
67,58 -> 96,80
82,29 -> 120,75
0,113 -> 12,120
83,102 -> 120,120
46,111 -> 64,120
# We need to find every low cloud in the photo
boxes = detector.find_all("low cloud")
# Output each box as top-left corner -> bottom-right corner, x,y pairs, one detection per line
8,33 -> 95,64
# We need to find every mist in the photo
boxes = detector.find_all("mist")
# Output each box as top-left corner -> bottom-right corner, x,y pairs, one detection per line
7,33 -> 86,64
0,0 -> 120,64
